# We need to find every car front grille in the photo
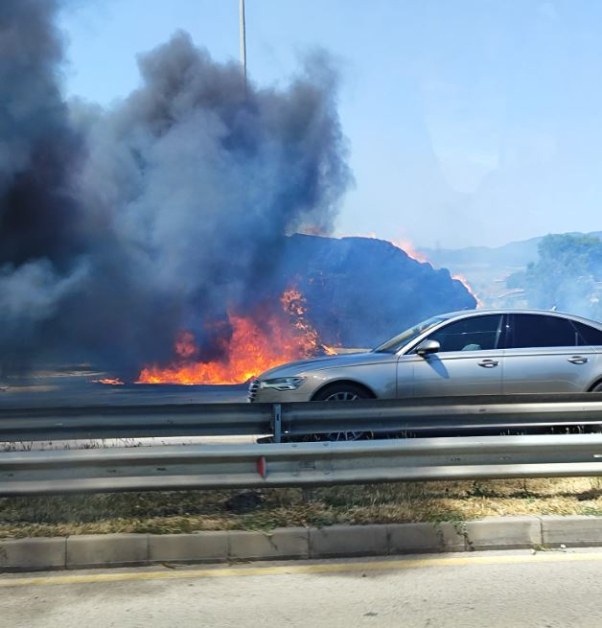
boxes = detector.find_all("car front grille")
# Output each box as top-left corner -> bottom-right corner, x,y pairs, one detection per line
248,379 -> 259,402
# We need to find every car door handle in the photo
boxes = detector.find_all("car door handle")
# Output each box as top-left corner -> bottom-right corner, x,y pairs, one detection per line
478,359 -> 499,368
568,356 -> 588,365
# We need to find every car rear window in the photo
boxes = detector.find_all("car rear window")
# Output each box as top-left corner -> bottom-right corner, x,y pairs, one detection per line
572,321 -> 602,346
507,314 -> 579,348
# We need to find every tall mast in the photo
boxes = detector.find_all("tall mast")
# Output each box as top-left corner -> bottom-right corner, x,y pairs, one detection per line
239,0 -> 247,82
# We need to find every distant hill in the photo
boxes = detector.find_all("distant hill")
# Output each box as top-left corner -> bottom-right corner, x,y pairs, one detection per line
415,232 -> 602,308
420,232 -> 602,270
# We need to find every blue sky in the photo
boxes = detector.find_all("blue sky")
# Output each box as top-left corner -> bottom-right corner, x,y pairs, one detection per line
59,0 -> 602,249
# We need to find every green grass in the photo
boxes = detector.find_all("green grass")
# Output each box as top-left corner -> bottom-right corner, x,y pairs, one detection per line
1,477 -> 602,538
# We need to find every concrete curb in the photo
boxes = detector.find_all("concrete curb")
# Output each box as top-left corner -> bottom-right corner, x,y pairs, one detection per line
1,515 -> 602,572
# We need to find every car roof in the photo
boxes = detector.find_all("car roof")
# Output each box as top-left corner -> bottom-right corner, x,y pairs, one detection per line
436,308 -> 602,330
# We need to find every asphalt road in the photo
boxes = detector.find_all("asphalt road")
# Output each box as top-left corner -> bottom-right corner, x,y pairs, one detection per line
2,549 -> 602,627
0,376 -> 249,408
0,376 -> 254,450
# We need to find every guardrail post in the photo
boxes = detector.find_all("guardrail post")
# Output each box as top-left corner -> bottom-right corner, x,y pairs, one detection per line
272,404 -> 282,443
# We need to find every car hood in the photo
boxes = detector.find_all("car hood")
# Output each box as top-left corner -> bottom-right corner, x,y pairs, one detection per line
257,350 -> 392,379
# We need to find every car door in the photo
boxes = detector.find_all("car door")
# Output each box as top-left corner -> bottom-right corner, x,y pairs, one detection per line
502,313 -> 601,393
399,313 -> 505,397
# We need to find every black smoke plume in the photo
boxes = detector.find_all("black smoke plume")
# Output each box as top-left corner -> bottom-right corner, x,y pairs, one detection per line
0,0 -> 89,373
0,2 -> 351,377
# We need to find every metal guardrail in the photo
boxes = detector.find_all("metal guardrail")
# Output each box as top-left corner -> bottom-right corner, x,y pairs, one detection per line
2,434 -> 602,495
279,395 -> 602,439
1,393 -> 602,442
0,403 -> 272,441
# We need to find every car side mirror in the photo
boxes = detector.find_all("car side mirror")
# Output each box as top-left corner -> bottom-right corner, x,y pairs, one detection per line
415,339 -> 440,356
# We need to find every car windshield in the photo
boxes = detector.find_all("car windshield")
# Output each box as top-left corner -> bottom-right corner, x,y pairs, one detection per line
373,315 -> 450,353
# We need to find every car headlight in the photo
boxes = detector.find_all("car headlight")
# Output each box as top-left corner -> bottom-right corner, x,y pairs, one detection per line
259,377 -> 306,391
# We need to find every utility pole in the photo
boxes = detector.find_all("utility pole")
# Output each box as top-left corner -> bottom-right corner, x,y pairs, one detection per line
239,0 -> 247,82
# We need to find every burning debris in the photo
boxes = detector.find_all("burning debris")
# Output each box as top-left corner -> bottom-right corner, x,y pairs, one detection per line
277,234 -> 476,350
133,234 -> 478,385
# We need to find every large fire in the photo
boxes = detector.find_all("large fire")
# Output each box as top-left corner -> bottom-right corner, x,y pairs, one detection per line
136,288 -> 329,385
110,235 -> 482,387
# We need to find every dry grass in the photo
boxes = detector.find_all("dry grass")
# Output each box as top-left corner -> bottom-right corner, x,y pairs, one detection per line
2,477 -> 602,538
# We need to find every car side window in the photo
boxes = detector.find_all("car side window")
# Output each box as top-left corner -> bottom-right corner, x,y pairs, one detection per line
572,321 -> 602,346
424,315 -> 503,353
507,314 -> 579,348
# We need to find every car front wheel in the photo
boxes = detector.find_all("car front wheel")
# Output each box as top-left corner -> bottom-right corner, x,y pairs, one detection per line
311,383 -> 374,440
312,383 -> 373,402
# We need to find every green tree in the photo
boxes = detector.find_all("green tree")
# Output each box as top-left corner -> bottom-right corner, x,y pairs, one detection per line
508,234 -> 602,319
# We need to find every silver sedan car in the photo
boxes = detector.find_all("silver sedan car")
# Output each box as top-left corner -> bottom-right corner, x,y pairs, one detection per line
248,309 -> 602,403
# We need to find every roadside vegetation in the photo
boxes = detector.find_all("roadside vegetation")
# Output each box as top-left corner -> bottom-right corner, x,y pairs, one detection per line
1,478 -> 602,538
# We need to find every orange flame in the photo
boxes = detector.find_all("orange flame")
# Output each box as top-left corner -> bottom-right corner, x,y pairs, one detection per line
136,287 -> 330,385
94,377 -> 124,386
451,272 -> 483,308
322,345 -> 339,355
343,232 -> 429,264
391,238 -> 429,263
